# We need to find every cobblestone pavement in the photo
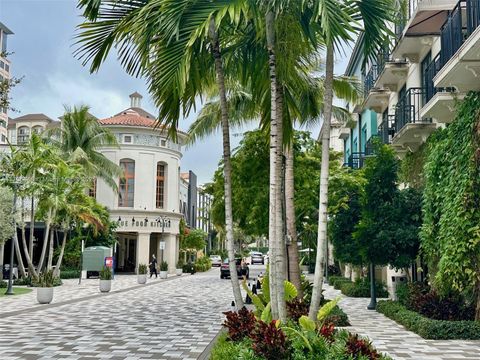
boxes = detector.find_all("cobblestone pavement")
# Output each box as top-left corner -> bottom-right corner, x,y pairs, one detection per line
324,284 -> 480,360
0,268 -> 242,360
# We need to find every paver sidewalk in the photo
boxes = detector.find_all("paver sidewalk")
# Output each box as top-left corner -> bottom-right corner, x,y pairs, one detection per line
323,284 -> 480,360
0,274 -> 179,316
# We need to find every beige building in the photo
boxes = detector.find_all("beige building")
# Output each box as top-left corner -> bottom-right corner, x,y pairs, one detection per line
7,113 -> 59,144
0,22 -> 13,144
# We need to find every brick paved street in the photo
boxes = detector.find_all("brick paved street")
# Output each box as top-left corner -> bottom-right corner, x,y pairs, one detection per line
0,268 -> 245,360
324,284 -> 480,360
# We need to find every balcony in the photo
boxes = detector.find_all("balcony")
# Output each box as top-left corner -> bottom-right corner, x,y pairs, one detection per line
434,0 -> 480,91
339,127 -> 350,140
378,114 -> 396,144
346,152 -> 366,169
392,87 -> 436,152
363,65 -> 391,113
393,0 -> 457,61
420,53 -> 459,122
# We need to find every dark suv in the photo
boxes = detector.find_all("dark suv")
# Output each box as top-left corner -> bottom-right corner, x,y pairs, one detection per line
220,258 -> 249,279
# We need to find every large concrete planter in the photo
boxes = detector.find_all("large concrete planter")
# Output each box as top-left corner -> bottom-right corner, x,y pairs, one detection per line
137,274 -> 147,284
159,271 -> 168,279
37,287 -> 54,304
175,268 -> 183,276
99,280 -> 111,293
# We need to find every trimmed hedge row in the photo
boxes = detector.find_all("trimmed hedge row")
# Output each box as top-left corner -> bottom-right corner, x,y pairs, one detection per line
340,278 -> 388,298
377,300 -> 480,340
60,270 -> 81,279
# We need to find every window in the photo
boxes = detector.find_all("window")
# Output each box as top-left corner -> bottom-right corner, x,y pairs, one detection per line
421,51 -> 431,106
17,126 -> 30,144
156,163 -> 166,208
160,139 -> 166,147
89,178 -> 97,198
118,159 -> 135,207
32,126 -> 43,134
123,134 -> 133,144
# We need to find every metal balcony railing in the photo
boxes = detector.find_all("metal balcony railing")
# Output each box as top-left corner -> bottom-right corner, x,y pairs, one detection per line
440,0 -> 480,69
378,114 -> 396,144
424,53 -> 456,104
395,87 -> 432,134
347,152 -> 366,169
364,65 -> 380,98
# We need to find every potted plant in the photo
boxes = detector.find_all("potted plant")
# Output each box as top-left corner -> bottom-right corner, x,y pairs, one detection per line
99,266 -> 112,293
175,259 -> 184,276
159,261 -> 169,279
138,263 -> 148,284
36,270 -> 55,304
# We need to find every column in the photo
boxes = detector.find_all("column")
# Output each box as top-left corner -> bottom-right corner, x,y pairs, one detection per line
165,233 -> 178,273
136,233 -> 151,273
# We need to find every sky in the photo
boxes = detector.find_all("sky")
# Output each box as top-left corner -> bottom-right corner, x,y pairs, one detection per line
0,0 -> 350,184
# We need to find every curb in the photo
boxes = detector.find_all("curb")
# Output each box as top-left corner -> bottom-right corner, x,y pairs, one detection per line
197,329 -> 225,360
0,273 -> 189,318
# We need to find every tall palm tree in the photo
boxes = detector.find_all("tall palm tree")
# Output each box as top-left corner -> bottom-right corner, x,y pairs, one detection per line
75,0 -> 249,309
45,105 -> 121,190
308,0 -> 394,320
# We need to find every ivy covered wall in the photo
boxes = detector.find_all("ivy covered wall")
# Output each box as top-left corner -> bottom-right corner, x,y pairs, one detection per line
420,92 -> 480,320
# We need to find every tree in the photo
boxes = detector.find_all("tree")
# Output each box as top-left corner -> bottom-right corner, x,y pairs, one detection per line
0,188 -> 14,272
45,105 -> 121,190
309,0 -> 394,320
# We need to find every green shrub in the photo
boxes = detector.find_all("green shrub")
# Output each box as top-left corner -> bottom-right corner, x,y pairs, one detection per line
176,259 -> 184,269
99,266 -> 112,280
194,256 -> 212,272
211,332 -> 261,360
377,300 -> 480,340
395,282 -> 410,306
138,264 -> 148,275
340,278 -> 388,298
183,263 -> 196,274
34,270 -> 56,287
0,280 -> 7,288
160,261 -> 168,271
329,277 -> 352,290
60,270 -> 80,279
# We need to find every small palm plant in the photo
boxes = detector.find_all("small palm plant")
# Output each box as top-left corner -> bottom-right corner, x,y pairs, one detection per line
36,270 -> 55,287
99,266 -> 112,280
138,264 -> 148,275
160,261 -> 168,271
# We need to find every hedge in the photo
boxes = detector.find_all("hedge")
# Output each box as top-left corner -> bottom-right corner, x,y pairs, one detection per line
60,270 -> 81,279
377,300 -> 480,340
340,278 -> 388,298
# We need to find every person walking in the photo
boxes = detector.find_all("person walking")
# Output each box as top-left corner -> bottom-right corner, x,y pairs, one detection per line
149,254 -> 158,278
241,258 -> 248,281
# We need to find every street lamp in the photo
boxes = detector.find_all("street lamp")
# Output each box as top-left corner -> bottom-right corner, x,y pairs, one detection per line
156,215 -> 170,264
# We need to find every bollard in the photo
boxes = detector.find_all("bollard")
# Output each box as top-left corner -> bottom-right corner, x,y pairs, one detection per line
231,301 -> 236,311
256,278 -> 262,290
252,284 -> 257,295
245,283 -> 252,304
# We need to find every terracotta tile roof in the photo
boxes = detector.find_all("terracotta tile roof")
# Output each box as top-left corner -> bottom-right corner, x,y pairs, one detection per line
99,112 -> 159,128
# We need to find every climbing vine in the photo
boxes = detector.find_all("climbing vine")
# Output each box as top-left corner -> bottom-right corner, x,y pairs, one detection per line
421,92 -> 480,319
399,142 -> 427,188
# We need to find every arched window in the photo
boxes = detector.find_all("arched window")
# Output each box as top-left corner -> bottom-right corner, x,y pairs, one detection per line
156,163 -> 166,208
32,125 -> 43,135
17,126 -> 30,144
119,159 -> 135,207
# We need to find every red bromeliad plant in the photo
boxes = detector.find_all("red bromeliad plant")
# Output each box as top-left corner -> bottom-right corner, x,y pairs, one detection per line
345,333 -> 380,360
319,322 -> 335,342
286,298 -> 309,322
250,320 -> 291,360
222,307 -> 256,341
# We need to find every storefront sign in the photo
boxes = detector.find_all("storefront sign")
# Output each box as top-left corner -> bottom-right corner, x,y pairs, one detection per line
104,256 -> 114,268
115,218 -> 172,229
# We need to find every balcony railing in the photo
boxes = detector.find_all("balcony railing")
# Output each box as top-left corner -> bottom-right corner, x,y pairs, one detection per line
346,152 -> 366,169
424,53 -> 456,103
378,114 -> 396,144
395,0 -> 420,39
440,0 -> 480,69
395,87 -> 432,134
364,65 -> 380,98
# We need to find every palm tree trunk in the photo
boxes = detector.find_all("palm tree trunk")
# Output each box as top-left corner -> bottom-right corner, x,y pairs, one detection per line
29,196 -> 35,259
309,45 -> 334,320
47,228 -> 55,271
209,18 -> 244,309
0,242 -> 4,271
285,144 -> 302,297
13,232 -> 26,278
266,8 -> 280,320
54,229 -> 68,278
37,211 -> 51,272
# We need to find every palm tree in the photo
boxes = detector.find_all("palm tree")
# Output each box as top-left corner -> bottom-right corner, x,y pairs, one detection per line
308,0 -> 394,320
75,0 -> 248,309
45,105 -> 121,190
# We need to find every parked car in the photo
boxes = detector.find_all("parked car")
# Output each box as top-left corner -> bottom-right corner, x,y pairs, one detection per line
220,258 -> 249,279
209,255 -> 222,267
250,251 -> 265,265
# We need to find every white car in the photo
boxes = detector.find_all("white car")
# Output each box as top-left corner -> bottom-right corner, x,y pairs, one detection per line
209,255 -> 222,267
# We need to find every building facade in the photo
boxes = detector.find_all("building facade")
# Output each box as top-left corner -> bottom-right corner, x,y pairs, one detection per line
0,22 -> 13,144
340,0 -> 480,296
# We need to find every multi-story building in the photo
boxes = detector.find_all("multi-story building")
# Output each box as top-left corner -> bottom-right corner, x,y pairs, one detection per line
7,113 -> 59,144
340,0 -> 480,295
0,22 -> 13,144
197,187 -> 214,250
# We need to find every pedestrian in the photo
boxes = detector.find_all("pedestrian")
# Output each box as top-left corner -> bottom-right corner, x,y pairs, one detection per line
149,254 -> 158,278
241,258 -> 248,281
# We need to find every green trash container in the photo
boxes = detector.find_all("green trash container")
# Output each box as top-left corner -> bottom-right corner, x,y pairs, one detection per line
82,246 -> 111,278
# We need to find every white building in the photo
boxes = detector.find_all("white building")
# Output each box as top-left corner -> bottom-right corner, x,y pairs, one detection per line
0,22 -> 13,144
94,92 -> 188,273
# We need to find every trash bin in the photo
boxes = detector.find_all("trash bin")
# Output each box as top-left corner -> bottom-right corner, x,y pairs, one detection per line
82,246 -> 111,278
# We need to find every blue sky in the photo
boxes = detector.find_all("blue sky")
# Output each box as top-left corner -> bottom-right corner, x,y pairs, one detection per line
1,0 -> 350,184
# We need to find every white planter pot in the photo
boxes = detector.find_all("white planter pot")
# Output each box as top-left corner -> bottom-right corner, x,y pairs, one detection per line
159,271 -> 168,279
175,268 -> 183,276
137,274 -> 147,284
37,287 -> 54,304
99,280 -> 111,293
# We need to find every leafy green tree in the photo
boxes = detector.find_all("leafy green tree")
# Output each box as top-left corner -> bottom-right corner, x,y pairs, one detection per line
0,188 -> 14,271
